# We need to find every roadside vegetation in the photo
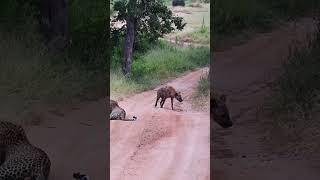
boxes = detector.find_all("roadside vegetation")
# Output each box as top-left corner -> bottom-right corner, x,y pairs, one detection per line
111,40 -> 209,99
176,18 -> 210,45
260,16 -> 320,155
213,0 -> 319,46
192,73 -> 209,110
110,0 -> 210,100
213,0 -> 320,155
0,0 -> 107,121
164,2 -> 210,45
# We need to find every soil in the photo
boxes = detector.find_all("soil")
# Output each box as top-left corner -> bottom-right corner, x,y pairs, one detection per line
110,68 -> 210,180
212,17 -> 320,180
18,16 -> 320,180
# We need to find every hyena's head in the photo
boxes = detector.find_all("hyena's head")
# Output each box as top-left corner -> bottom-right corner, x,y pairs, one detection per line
211,94 -> 233,128
175,92 -> 183,102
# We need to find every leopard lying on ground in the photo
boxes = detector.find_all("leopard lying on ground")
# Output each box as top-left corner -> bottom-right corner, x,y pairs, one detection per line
0,121 -> 51,180
109,100 -> 137,121
211,92 -> 233,128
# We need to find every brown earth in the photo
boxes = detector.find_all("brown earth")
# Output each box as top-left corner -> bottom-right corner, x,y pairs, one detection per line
16,15 -> 319,180
25,99 -> 108,179
212,17 -> 320,180
110,68 -> 210,180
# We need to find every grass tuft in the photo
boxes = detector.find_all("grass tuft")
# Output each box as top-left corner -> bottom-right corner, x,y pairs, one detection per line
111,41 -> 209,99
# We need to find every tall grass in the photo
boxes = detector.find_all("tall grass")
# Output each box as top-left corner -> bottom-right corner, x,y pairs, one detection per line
196,73 -> 209,96
213,0 -> 319,35
0,0 -> 107,120
0,31 -> 105,107
111,41 -> 209,98
212,0 -> 272,35
262,17 -> 320,155
183,22 -> 210,44
191,73 -> 209,110
69,0 -> 107,69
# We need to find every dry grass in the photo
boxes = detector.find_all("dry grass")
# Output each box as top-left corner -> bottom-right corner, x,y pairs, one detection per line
164,3 -> 210,43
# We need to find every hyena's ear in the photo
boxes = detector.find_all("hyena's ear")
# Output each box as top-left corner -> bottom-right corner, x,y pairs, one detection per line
219,94 -> 227,102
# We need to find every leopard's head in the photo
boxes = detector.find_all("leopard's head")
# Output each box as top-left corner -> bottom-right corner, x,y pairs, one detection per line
0,121 -> 28,146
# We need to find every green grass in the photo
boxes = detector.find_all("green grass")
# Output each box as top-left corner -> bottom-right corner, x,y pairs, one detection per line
164,2 -> 210,42
213,0 -> 319,36
0,30 -> 105,121
212,0 -> 273,35
261,19 -> 320,155
110,70 -> 144,99
172,3 -> 210,33
196,73 -> 209,96
183,25 -> 210,44
111,41 -> 209,99
191,73 -> 209,110
0,0 -> 107,124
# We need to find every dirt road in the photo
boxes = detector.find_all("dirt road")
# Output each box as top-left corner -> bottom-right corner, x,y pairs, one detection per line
16,16 -> 319,180
212,17 -> 320,179
110,68 -> 210,180
24,99 -> 108,179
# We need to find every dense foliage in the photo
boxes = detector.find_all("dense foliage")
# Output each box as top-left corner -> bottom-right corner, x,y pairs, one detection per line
0,0 -> 108,107
111,0 -> 186,45
212,0 -> 320,35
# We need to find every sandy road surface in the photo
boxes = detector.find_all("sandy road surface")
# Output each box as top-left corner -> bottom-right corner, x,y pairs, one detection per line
111,68 -> 210,180
212,17 -> 320,179
23,99 -> 108,179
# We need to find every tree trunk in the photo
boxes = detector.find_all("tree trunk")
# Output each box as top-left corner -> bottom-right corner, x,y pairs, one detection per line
40,0 -> 68,51
122,0 -> 137,77
122,17 -> 135,77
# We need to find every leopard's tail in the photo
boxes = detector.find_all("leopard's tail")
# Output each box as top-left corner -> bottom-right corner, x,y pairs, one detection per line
35,152 -> 51,180
125,116 -> 137,121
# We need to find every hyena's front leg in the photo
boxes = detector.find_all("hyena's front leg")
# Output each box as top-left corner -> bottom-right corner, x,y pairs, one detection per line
160,98 -> 166,108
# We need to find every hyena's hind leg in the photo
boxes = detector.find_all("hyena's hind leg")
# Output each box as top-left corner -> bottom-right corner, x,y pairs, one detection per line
155,95 -> 161,107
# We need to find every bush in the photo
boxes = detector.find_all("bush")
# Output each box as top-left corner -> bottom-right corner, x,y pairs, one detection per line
131,42 -> 209,83
212,0 -> 272,35
197,73 -> 209,96
111,41 -> 210,97
213,0 -> 319,35
68,0 -> 107,69
263,16 -> 320,155
277,43 -> 320,114
0,0 -> 107,117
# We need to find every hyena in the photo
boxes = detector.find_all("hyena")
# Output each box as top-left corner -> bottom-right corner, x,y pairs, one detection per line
211,92 -> 233,128
109,99 -> 137,121
155,86 -> 183,110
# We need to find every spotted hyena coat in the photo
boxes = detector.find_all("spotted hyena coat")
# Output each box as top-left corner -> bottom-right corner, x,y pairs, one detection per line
155,86 -> 183,110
